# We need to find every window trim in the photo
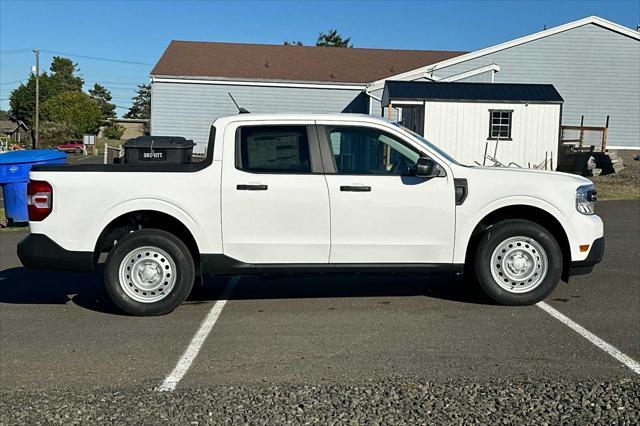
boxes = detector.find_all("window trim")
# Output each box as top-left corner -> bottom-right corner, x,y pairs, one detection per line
234,124 -> 324,175
487,109 -> 513,141
317,124 -> 430,176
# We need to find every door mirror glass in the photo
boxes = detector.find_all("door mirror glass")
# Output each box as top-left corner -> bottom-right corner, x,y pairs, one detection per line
414,157 -> 441,178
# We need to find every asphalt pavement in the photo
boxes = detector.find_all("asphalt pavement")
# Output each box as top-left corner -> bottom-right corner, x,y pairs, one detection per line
0,201 -> 638,424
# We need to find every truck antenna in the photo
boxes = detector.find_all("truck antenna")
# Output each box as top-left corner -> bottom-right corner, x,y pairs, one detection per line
228,93 -> 250,114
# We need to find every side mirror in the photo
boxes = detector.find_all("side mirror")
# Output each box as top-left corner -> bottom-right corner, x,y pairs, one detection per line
414,157 -> 441,178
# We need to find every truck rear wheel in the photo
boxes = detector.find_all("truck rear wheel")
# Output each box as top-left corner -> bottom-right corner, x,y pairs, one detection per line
104,229 -> 195,315
473,219 -> 562,305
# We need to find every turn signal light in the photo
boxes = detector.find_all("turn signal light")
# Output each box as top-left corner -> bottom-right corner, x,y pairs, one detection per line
579,244 -> 590,253
27,180 -> 53,221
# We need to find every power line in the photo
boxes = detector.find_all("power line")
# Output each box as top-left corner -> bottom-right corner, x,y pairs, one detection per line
97,85 -> 142,90
0,48 -> 33,54
86,80 -> 147,85
0,80 -> 24,85
86,83 -> 145,88
41,49 -> 152,66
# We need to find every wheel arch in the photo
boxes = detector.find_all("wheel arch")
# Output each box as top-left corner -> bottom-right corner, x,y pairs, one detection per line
464,204 -> 572,282
93,209 -> 201,267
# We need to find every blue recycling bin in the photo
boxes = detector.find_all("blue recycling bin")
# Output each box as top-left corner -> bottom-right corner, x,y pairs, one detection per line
0,150 -> 67,223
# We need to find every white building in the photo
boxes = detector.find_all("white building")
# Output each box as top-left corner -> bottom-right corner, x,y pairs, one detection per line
150,16 -> 639,153
382,81 -> 563,168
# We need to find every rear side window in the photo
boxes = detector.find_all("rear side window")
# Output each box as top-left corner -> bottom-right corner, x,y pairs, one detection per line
238,126 -> 311,173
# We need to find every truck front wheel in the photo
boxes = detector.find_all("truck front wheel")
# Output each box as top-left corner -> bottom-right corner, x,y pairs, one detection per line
474,219 -> 562,305
104,229 -> 195,315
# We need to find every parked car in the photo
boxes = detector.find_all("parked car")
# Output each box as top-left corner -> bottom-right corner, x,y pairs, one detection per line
17,114 -> 604,316
53,141 -> 84,154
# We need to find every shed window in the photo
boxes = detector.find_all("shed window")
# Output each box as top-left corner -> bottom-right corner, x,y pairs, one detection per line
488,110 -> 513,140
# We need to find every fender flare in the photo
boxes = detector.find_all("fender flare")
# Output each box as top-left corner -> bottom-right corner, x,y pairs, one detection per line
88,198 -> 205,253
455,196 -> 569,264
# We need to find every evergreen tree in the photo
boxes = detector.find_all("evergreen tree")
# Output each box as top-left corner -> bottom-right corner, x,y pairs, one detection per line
124,84 -> 151,120
9,56 -> 83,126
316,30 -> 352,47
89,83 -> 116,120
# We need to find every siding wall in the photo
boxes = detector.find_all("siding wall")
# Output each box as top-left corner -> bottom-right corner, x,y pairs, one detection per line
423,101 -> 561,168
151,82 -> 366,151
433,24 -> 640,149
369,88 -> 400,121
451,70 -> 494,83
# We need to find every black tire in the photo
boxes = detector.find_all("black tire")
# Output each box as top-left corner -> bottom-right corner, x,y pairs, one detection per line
104,229 -> 195,315
473,219 -> 562,305
74,147 -> 82,154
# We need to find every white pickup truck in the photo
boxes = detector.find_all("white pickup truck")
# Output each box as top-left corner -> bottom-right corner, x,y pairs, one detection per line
18,114 -> 604,315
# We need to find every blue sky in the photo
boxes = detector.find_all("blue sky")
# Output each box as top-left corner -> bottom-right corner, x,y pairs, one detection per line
1,0 -> 638,114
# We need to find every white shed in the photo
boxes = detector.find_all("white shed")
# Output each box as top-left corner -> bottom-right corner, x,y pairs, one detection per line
381,81 -> 563,169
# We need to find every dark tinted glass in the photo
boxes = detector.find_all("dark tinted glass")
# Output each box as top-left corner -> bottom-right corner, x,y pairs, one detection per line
239,126 -> 311,173
327,127 -> 419,175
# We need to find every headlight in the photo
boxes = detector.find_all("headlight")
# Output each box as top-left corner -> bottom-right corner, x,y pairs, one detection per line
576,184 -> 597,215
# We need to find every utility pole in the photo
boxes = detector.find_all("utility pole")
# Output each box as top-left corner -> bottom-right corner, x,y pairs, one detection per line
33,48 -> 40,149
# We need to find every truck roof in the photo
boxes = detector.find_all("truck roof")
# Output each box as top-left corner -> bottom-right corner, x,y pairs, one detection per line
212,113 -> 391,127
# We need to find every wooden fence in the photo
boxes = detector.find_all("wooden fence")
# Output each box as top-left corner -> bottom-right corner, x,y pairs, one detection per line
560,116 -> 609,152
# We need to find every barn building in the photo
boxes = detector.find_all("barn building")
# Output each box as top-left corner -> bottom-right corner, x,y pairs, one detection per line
150,16 -> 639,156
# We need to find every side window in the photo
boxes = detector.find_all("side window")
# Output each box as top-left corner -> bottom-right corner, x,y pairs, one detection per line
238,126 -> 311,173
326,126 -> 420,175
488,110 -> 513,140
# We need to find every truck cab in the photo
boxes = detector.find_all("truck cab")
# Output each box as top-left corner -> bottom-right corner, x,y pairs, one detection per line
18,114 -> 604,315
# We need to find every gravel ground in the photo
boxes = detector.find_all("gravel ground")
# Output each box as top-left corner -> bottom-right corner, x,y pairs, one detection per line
590,150 -> 640,200
2,377 -> 638,425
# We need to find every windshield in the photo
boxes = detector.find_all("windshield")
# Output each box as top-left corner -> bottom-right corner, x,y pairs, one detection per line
391,122 -> 462,166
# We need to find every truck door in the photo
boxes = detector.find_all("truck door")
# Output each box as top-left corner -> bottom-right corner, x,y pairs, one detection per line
221,122 -> 330,264
318,122 -> 456,264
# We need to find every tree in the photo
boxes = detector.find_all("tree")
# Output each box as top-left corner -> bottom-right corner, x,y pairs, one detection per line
101,123 -> 125,140
0,110 -> 10,120
283,40 -> 304,46
124,84 -> 151,120
124,84 -> 151,134
48,56 -> 83,93
316,30 -> 352,47
39,121 -> 75,147
40,91 -> 102,137
9,56 -> 83,126
89,83 -> 116,120
10,73 -> 54,126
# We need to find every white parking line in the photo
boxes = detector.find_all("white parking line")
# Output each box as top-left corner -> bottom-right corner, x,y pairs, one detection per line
157,276 -> 240,392
537,301 -> 640,375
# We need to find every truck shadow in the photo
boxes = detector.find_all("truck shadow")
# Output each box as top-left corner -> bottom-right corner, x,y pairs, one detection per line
0,267 -> 494,315
0,266 -> 121,314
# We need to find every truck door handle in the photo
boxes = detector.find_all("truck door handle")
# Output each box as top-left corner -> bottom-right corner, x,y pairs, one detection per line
237,184 -> 268,191
340,185 -> 371,192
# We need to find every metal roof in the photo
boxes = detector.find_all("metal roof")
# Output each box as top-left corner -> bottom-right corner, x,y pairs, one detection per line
382,81 -> 564,106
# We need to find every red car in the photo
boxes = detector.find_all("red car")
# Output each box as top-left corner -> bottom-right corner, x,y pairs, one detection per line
54,141 -> 84,154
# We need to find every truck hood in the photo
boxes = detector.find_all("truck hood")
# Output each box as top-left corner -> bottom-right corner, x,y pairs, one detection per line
452,165 -> 593,213
464,165 -> 592,186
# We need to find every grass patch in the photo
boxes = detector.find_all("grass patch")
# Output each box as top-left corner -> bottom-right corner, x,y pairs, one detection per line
589,150 -> 640,201
0,207 -> 29,232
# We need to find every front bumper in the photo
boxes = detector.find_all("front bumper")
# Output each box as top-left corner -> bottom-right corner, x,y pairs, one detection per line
17,233 -> 94,272
568,237 -> 605,277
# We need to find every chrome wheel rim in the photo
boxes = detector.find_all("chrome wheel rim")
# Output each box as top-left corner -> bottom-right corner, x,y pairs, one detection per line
490,236 -> 548,293
118,246 -> 177,303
